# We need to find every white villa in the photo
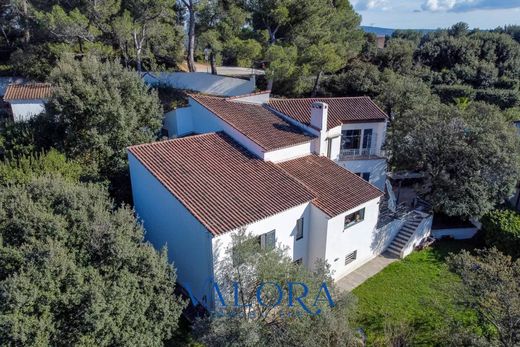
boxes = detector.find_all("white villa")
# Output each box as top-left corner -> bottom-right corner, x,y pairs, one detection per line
128,91 -> 432,308
3,83 -> 52,121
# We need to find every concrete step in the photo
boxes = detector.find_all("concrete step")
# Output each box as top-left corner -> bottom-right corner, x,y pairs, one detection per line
391,239 -> 406,247
400,229 -> 414,237
387,246 -> 402,257
387,243 -> 402,253
395,234 -> 410,243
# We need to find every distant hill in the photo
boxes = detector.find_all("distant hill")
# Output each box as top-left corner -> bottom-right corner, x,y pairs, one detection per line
361,26 -> 435,36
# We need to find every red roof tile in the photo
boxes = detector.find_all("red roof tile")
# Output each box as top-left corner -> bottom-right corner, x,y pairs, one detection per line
128,132 -> 315,236
190,94 -> 314,151
4,83 -> 52,101
278,155 -> 383,217
268,97 -> 388,130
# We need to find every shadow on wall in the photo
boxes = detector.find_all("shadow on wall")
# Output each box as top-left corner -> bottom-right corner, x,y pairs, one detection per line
370,218 -> 403,254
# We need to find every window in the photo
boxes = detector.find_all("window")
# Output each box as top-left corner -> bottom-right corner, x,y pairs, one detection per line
344,208 -> 365,229
341,130 -> 361,150
296,218 -> 304,240
327,138 -> 332,158
160,127 -> 169,138
258,230 -> 276,250
345,250 -> 357,265
362,129 -> 373,150
355,172 -> 370,182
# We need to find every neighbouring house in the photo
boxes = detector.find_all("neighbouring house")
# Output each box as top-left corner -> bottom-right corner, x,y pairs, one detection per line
142,71 -> 257,97
3,83 -> 52,121
128,91 -> 433,306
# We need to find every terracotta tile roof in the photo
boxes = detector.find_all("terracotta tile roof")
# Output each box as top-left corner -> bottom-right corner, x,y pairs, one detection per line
190,94 -> 314,151
268,97 -> 388,130
128,132 -> 315,236
4,83 -> 52,101
278,155 -> 383,217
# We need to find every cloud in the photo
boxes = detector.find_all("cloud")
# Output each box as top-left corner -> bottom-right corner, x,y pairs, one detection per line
355,0 -> 390,11
422,0 -> 520,12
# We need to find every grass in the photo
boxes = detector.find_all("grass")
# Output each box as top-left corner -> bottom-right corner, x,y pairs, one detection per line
352,239 -> 481,345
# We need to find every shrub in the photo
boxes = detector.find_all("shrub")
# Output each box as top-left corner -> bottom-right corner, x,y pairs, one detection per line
481,209 -> 520,257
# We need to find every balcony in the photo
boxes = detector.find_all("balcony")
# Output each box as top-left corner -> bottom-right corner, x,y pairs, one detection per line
337,131 -> 385,160
339,147 -> 384,160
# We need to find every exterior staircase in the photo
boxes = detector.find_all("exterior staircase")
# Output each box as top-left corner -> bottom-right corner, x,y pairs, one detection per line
386,211 -> 425,257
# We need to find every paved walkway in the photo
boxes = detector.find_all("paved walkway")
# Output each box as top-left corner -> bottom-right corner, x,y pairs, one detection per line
336,252 -> 399,292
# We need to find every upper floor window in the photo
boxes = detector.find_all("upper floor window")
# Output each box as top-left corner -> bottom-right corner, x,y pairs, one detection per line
258,230 -> 276,250
355,172 -> 370,182
344,208 -> 365,229
341,129 -> 361,150
296,218 -> 304,240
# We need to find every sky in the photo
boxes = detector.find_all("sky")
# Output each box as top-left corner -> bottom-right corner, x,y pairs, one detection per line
351,0 -> 520,29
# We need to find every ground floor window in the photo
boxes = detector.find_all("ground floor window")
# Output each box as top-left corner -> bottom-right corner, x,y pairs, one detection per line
344,208 -> 365,229
258,230 -> 276,250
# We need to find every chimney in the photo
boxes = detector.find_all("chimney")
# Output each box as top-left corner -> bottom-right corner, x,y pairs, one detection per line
310,102 -> 328,131
310,102 -> 328,156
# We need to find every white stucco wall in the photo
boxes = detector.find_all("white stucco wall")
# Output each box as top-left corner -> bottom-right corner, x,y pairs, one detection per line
212,202 -> 312,266
10,99 -> 46,121
263,141 -> 313,163
323,197 -> 381,280
401,213 -> 433,258
128,153 -> 215,306
307,205 -> 329,268
431,227 -> 477,240
338,158 -> 387,191
229,92 -> 270,104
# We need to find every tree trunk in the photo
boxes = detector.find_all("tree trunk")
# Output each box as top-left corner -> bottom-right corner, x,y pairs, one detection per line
265,27 -> 278,90
133,27 -> 146,73
186,3 -> 196,72
22,0 -> 30,44
210,51 -> 217,75
311,70 -> 323,97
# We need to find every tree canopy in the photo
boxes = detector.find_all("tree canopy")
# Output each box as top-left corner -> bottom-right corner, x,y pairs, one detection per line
37,55 -> 163,200
194,230 -> 359,346
448,248 -> 520,347
389,100 -> 520,218
0,176 -> 184,346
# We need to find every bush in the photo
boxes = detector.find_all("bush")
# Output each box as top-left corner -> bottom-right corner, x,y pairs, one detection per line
0,176 -> 185,345
0,149 -> 90,185
481,209 -> 520,257
475,88 -> 520,109
434,84 -> 476,104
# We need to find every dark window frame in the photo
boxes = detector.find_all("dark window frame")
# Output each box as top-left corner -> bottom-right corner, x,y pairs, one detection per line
296,218 -> 304,240
344,208 -> 365,230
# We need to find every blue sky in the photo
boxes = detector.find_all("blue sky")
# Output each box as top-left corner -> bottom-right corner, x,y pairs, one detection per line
352,0 -> 520,29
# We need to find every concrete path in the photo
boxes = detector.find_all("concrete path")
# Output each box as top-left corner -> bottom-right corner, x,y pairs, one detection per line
336,252 -> 399,292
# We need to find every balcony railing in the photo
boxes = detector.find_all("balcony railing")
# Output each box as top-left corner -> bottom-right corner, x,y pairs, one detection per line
339,147 -> 383,160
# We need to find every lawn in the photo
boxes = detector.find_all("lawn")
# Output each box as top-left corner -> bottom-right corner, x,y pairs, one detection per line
352,239 -> 481,345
